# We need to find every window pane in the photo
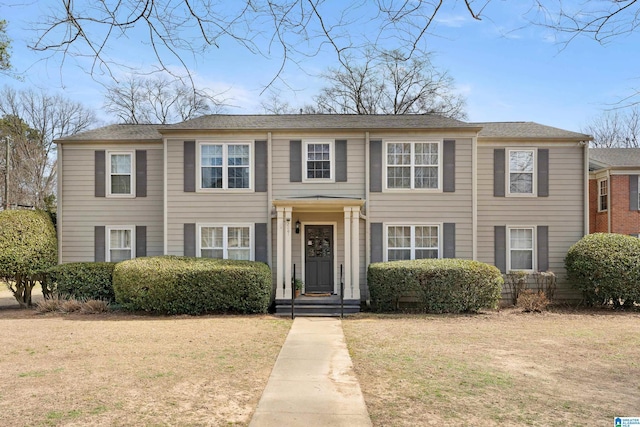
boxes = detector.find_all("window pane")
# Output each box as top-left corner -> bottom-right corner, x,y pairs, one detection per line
111,154 -> 131,173
201,227 -> 223,249
110,229 -> 131,250
387,166 -> 411,188
228,145 -> 249,166
201,249 -> 224,259
509,151 -> 533,172
388,226 -> 411,248
415,226 -> 438,248
306,144 -> 331,179
415,143 -> 438,166
415,166 -> 438,189
510,228 -> 533,249
228,249 -> 250,260
201,145 -> 223,166
228,167 -> 250,188
510,173 -> 533,194
202,167 -> 223,189
111,175 -> 131,194
228,227 -> 250,248
415,249 -> 438,259
511,250 -> 533,270
110,249 -> 132,262
388,249 -> 411,261
387,143 -> 411,165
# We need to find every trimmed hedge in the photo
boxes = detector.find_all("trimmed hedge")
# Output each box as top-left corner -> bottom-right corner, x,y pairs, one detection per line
368,258 -> 503,313
565,233 -> 640,306
48,262 -> 116,302
113,256 -> 272,314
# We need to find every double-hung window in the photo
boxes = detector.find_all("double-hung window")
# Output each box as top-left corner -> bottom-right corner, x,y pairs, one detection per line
508,149 -> 535,196
198,225 -> 252,260
200,143 -> 251,190
107,226 -> 134,262
598,178 -> 608,211
386,225 -> 439,261
304,142 -> 333,180
386,141 -> 440,190
108,152 -> 134,196
508,227 -> 534,271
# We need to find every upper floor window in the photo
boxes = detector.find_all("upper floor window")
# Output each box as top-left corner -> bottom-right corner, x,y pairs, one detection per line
508,226 -> 534,271
199,143 -> 251,190
304,142 -> 333,181
386,225 -> 440,261
198,224 -> 252,260
598,178 -> 608,212
107,226 -> 134,262
508,149 -> 535,196
108,152 -> 134,196
386,141 -> 440,190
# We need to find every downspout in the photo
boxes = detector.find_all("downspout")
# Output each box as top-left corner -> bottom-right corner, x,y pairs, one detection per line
365,131 -> 371,305
57,143 -> 63,264
607,169 -> 611,233
163,137 -> 168,254
583,142 -> 589,236
267,132 -> 273,268
472,136 -> 478,260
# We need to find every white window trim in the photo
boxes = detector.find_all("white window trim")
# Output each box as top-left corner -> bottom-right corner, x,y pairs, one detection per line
383,140 -> 443,192
302,140 -> 335,183
506,148 -> 537,197
106,151 -> 135,198
506,225 -> 536,273
105,225 -> 135,262
383,223 -> 442,262
598,177 -> 608,212
196,141 -> 254,192
196,223 -> 255,261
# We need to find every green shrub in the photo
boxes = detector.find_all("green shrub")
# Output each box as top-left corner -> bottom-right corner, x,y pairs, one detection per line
0,209 -> 57,307
368,258 -> 503,313
48,262 -> 116,302
113,256 -> 272,314
565,233 -> 640,306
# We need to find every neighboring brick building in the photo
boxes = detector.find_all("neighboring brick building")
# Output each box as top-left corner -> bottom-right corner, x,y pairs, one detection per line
589,148 -> 640,236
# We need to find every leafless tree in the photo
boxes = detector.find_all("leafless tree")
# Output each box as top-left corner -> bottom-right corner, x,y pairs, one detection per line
311,50 -> 467,118
260,90 -> 297,115
30,1 -> 490,89
582,107 -> 640,148
104,75 -> 225,124
0,87 -> 97,209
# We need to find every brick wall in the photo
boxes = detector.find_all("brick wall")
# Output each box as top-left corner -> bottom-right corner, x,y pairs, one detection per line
589,178 -> 608,233
610,175 -> 640,235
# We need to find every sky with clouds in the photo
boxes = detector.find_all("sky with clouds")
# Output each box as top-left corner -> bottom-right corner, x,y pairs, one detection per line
2,1 -> 639,133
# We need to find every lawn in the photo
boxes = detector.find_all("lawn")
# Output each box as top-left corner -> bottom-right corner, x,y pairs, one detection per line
0,288 -> 291,426
343,310 -> 640,427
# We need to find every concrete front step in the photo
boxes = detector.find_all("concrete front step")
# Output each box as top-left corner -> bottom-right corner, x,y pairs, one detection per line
275,297 -> 360,317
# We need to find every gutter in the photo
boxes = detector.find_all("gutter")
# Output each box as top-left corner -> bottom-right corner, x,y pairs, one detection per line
57,143 -> 63,264
365,131 -> 371,305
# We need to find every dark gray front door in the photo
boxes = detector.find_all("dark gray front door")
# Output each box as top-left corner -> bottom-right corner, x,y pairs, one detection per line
305,225 -> 334,293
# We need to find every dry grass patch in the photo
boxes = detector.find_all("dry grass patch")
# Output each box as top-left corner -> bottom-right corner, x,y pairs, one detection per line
0,306 -> 290,426
343,310 -> 640,427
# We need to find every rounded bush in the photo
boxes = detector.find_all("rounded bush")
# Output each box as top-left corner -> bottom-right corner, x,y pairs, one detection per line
565,233 -> 640,306
368,258 -> 503,313
48,262 -> 116,302
113,256 -> 272,314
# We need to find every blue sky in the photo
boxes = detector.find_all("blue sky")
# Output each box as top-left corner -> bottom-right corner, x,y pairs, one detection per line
2,1 -> 639,133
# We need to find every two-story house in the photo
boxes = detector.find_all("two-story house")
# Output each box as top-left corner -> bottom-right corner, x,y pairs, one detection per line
55,115 -> 590,311
589,148 -> 640,236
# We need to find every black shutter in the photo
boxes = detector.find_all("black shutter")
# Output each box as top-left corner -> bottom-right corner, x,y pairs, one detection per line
255,140 -> 268,192
255,223 -> 268,263
336,139 -> 347,182
371,222 -> 383,263
443,140 -> 455,192
290,140 -> 302,182
443,223 -> 455,258
94,226 -> 105,262
537,226 -> 549,272
184,141 -> 196,192
370,140 -> 382,192
184,223 -> 196,257
494,226 -> 506,273
538,149 -> 549,197
494,149 -> 505,197
136,150 -> 147,197
136,226 -> 147,258
630,175 -> 639,211
95,151 -> 106,197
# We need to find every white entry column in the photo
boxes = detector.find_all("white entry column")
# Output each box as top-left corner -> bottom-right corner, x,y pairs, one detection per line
343,208 -> 352,298
275,207 -> 284,299
283,207 -> 293,299
350,207 -> 360,300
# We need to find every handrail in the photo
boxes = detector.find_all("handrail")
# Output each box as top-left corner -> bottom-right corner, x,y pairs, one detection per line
340,264 -> 344,318
291,264 -> 295,319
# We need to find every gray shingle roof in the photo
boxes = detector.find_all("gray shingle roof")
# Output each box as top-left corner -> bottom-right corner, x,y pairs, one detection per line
56,124 -> 162,142
474,122 -> 590,140
589,148 -> 640,168
160,114 -> 477,131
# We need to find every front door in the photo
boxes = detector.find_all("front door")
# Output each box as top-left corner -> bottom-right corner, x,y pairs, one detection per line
305,225 -> 334,293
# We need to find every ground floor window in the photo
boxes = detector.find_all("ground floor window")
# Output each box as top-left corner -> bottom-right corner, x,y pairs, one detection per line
198,224 -> 252,260
508,226 -> 535,271
107,226 -> 134,262
386,225 -> 439,261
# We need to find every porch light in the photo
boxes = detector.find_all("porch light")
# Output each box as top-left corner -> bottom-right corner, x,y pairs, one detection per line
295,220 -> 301,234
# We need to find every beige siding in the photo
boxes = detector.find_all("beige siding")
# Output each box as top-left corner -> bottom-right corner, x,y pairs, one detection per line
61,145 -> 164,263
166,139 -> 268,255
271,137 -> 366,199
368,138 -> 474,260
477,144 -> 585,300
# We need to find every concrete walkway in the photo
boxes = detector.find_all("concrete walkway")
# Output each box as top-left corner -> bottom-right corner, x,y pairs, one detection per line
249,317 -> 373,427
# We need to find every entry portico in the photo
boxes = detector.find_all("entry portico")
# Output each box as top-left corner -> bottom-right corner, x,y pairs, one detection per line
273,197 -> 365,302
